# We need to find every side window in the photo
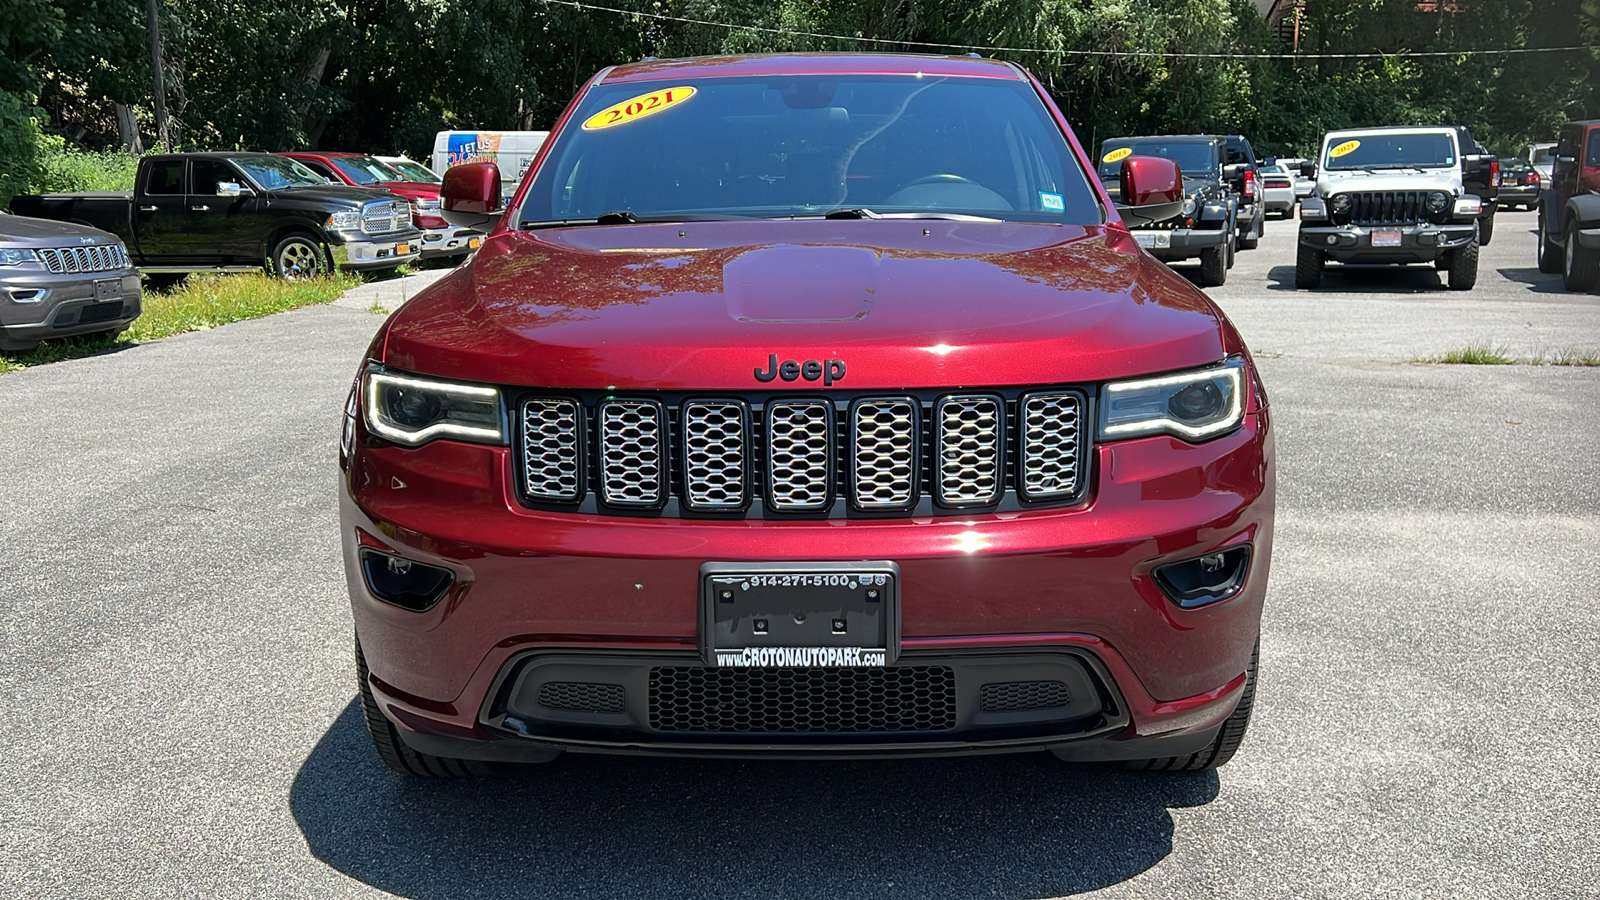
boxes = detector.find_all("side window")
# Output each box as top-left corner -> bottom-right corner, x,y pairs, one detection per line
191,160 -> 238,195
1224,139 -> 1250,166
144,160 -> 185,195
301,160 -> 337,182
1586,129 -> 1600,167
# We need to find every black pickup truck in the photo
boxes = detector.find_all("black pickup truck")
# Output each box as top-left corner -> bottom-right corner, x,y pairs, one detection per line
9,152 -> 422,278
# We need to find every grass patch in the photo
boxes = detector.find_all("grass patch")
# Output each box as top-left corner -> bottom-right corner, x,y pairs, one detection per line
0,271 -> 358,374
1417,344 -> 1600,367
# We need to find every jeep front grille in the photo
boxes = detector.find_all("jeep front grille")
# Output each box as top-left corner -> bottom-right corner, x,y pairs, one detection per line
39,245 -> 129,274
516,389 -> 1088,516
1345,191 -> 1429,226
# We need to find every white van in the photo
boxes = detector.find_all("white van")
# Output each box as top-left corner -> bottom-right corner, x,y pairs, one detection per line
431,130 -> 550,198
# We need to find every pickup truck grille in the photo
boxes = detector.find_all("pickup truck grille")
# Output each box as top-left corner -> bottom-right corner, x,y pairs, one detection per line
515,390 -> 1089,516
39,245 -> 129,274
361,200 -> 407,235
1346,191 -> 1429,226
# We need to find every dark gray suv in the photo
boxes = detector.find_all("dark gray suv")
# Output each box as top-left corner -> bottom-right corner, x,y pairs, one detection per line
0,212 -> 141,353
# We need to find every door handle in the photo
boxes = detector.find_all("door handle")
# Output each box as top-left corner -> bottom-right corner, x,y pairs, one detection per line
139,205 -> 158,212
189,205 -> 210,212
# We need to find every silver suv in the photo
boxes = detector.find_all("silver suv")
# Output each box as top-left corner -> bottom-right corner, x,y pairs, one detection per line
1295,126 -> 1487,291
0,212 -> 142,353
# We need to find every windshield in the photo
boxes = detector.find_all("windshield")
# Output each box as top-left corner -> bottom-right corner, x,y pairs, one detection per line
330,156 -> 404,186
520,74 -> 1101,225
1323,132 -> 1456,170
385,159 -> 441,184
1096,141 -> 1218,180
234,156 -> 328,189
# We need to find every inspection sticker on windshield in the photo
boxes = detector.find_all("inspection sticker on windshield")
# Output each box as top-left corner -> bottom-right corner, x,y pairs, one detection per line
1330,139 -> 1361,158
582,86 -> 696,131
1102,147 -> 1133,164
1039,191 -> 1065,212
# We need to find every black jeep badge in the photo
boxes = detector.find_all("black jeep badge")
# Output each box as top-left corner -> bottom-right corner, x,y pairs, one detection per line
754,354 -> 846,386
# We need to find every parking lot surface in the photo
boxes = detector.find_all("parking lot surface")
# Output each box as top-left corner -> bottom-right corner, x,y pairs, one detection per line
2,210 -> 1596,898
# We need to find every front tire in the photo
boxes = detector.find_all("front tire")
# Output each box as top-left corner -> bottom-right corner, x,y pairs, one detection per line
356,638 -> 489,778
271,233 -> 329,281
1125,640 -> 1258,771
1197,244 -> 1227,287
1295,243 -> 1323,288
1537,210 -> 1565,274
1447,239 -> 1479,291
1565,229 -> 1600,292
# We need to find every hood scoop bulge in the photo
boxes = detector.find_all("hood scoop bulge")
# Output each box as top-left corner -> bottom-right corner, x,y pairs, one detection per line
723,244 -> 879,323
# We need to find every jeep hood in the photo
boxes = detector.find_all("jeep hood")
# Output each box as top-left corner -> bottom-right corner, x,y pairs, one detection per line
1317,168 -> 1460,195
381,220 -> 1235,390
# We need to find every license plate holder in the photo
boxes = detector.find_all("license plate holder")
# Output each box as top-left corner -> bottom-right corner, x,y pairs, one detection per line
700,561 -> 900,667
1134,231 -> 1165,248
1372,230 -> 1403,247
93,279 -> 119,302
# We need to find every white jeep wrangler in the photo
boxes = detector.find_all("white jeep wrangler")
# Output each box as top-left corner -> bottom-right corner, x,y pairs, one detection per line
1296,126 -> 1489,291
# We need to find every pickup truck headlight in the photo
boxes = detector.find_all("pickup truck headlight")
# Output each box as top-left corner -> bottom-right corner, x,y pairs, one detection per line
327,210 -> 363,231
0,248 -> 39,266
1100,358 -> 1246,442
363,367 -> 505,446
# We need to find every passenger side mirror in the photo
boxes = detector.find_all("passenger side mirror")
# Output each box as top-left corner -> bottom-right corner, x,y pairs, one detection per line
216,182 -> 250,198
440,162 -> 504,230
1117,156 -> 1184,225
1299,161 -> 1316,178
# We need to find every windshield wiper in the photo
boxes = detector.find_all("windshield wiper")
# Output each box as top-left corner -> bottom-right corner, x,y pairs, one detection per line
804,208 -> 1005,223
518,211 -> 748,230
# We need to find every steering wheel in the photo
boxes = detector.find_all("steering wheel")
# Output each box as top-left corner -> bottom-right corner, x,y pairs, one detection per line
905,174 -> 977,186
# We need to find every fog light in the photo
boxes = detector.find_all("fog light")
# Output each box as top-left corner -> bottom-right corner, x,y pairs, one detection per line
1153,545 -> 1251,608
1326,235 -> 1337,245
359,548 -> 455,611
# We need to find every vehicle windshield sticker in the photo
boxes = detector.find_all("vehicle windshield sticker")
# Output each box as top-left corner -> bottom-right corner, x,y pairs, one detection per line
582,86 -> 697,131
1038,191 -> 1065,212
1330,139 -> 1361,158
1102,147 -> 1133,164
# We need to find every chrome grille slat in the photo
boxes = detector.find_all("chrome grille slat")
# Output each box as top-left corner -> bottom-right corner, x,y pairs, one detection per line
935,395 -> 1003,506
598,400 -> 664,507
1020,392 -> 1083,499
361,200 -> 405,234
520,398 -> 582,502
766,399 -> 833,511
682,400 -> 748,510
38,245 -> 127,274
851,398 -> 917,509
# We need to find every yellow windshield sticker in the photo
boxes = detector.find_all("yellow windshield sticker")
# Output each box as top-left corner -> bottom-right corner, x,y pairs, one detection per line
1330,139 -> 1361,158
582,86 -> 696,131
1102,147 -> 1133,164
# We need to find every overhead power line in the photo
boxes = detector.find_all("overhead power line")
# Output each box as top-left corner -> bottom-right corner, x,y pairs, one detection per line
541,0 -> 1600,60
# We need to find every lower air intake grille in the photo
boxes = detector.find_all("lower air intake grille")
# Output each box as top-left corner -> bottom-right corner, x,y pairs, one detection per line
649,666 -> 957,733
980,680 -> 1072,712
76,302 -> 125,325
537,682 -> 626,713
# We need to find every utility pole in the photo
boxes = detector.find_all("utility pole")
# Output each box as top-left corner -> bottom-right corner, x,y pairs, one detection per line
146,0 -> 170,150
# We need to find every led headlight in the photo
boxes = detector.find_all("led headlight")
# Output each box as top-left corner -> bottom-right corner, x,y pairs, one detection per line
1181,197 -> 1198,217
1329,194 -> 1352,215
326,210 -> 363,231
413,198 -> 441,212
0,248 -> 39,266
363,367 -> 504,446
1425,191 -> 1450,214
1100,358 -> 1246,442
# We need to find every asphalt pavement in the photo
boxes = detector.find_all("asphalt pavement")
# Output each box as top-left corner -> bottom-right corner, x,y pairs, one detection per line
1,209 -> 1597,898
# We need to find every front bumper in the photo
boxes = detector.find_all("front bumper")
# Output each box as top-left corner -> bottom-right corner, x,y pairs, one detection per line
330,230 -> 423,271
0,269 -> 142,346
1299,221 -> 1475,264
419,226 -> 482,260
342,401 -> 1274,760
1133,225 -> 1229,262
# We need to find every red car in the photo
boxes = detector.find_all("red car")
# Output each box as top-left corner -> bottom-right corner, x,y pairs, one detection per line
340,54 -> 1275,777
1536,119 -> 1600,291
280,152 -> 482,261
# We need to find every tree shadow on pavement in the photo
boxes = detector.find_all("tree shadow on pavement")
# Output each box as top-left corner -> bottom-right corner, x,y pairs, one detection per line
291,699 -> 1219,900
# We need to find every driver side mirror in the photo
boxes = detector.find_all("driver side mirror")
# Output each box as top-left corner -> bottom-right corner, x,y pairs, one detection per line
1117,156 -> 1184,225
216,182 -> 251,197
440,162 -> 504,230
1462,156 -> 1483,175
1299,161 -> 1317,178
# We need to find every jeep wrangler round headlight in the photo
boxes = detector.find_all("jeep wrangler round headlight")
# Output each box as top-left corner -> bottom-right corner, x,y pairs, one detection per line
1181,197 -> 1198,217
1329,194 -> 1352,215
363,367 -> 504,446
1100,358 -> 1246,442
1425,191 -> 1450,214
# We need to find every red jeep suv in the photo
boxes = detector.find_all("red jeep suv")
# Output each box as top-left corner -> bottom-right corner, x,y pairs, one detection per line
339,54 -> 1275,777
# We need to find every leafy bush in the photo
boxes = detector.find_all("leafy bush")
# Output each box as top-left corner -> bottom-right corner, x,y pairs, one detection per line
31,134 -> 141,193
